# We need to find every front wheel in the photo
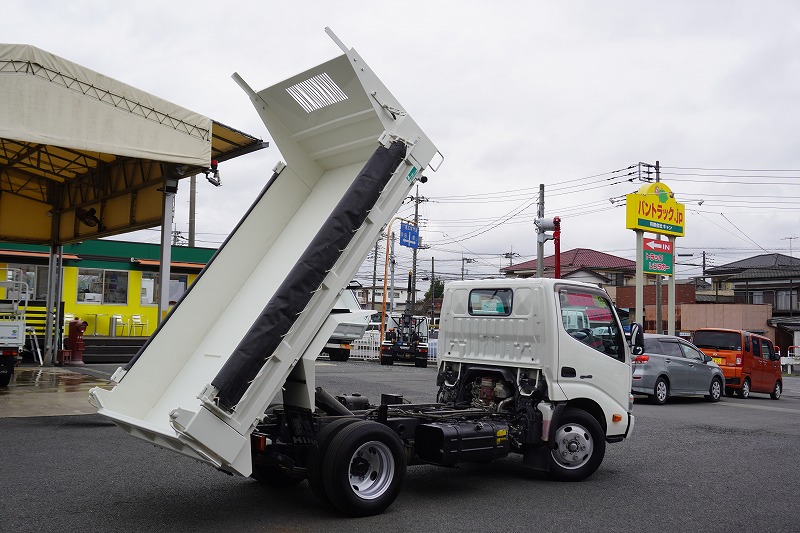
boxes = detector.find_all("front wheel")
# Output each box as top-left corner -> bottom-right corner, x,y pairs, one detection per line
414,357 -> 428,368
771,380 -> 782,400
737,378 -> 751,399
380,354 -> 393,366
549,408 -> 606,482
705,378 -> 723,402
321,420 -> 406,517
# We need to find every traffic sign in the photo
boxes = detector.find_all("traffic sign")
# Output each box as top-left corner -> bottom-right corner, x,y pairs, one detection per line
643,237 -> 673,276
399,222 -> 419,249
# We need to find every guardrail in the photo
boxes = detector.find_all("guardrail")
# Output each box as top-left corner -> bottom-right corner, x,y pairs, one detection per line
347,336 -> 438,362
780,356 -> 800,374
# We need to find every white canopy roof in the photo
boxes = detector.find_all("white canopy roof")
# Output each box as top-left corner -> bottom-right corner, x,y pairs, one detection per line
0,43 -> 212,166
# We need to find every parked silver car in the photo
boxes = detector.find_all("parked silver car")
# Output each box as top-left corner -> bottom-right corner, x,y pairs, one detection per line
632,333 -> 724,404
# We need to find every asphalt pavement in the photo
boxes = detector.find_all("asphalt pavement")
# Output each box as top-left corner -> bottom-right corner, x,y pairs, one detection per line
3,362 -> 800,533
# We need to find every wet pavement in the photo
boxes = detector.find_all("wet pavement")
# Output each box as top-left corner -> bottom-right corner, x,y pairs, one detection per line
0,364 -> 115,418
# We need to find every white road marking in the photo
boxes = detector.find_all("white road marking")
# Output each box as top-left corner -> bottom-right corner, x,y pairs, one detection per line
719,402 -> 800,414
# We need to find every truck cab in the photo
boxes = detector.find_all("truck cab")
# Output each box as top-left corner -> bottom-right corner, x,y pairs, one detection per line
437,278 -> 635,449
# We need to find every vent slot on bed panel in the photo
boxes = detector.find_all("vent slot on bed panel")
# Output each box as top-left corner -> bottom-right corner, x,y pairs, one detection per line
286,73 -> 348,113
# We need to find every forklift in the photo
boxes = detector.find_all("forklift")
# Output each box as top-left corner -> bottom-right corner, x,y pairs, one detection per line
380,272 -> 429,367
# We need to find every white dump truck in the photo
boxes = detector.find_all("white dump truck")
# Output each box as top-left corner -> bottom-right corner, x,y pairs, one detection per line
1,268 -> 30,387
322,288 -> 371,362
90,28 -> 640,517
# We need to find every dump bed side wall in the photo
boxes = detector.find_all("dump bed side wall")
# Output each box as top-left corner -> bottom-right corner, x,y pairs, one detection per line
95,161 -> 360,421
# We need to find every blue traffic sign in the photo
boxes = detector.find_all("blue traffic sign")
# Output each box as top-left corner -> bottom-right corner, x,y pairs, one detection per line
399,222 -> 419,249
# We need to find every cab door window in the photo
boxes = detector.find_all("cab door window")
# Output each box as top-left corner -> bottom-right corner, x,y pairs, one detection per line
559,287 -> 625,361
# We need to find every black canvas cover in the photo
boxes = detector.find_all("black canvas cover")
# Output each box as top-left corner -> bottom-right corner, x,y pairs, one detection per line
212,141 -> 407,411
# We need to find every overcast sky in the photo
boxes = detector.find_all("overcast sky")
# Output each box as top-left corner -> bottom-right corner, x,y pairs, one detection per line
6,1 -> 800,284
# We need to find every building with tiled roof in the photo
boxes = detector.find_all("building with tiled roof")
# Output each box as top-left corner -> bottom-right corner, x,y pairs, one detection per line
501,248 -> 636,285
705,253 -> 800,316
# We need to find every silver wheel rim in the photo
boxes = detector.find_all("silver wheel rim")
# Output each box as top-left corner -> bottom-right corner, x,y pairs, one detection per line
655,380 -> 668,403
743,380 -> 750,398
552,422 -> 594,470
347,440 -> 394,500
711,380 -> 721,400
774,382 -> 781,398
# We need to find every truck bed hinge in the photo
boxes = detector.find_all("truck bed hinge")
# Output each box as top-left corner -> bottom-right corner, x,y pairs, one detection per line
370,91 -> 406,119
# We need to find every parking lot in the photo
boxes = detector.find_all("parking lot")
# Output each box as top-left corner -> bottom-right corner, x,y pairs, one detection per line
2,361 -> 800,533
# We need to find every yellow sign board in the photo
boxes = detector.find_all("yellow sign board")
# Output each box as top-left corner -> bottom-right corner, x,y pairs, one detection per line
625,182 -> 685,237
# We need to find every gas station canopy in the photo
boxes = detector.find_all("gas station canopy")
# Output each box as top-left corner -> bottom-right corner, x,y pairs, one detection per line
0,43 -> 266,245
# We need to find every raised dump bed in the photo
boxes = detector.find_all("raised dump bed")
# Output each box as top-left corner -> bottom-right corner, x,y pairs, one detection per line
89,29 -> 439,476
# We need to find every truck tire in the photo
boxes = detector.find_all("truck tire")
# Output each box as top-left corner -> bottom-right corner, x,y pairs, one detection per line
0,358 -> 12,387
380,355 -> 393,366
307,418 -> 360,505
414,357 -> 427,368
548,408 -> 605,482
321,420 -> 406,517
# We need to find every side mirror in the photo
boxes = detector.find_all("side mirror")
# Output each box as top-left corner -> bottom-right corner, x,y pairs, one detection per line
629,323 -> 644,356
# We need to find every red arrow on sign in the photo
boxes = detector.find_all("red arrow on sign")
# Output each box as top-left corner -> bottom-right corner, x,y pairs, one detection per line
643,238 -> 673,254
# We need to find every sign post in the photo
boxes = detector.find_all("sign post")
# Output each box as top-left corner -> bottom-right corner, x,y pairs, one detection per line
626,181 -> 685,335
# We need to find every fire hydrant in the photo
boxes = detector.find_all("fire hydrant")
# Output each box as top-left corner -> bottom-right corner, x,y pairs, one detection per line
66,317 -> 88,366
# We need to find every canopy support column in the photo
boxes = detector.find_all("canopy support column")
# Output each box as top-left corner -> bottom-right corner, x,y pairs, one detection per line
158,178 -> 178,325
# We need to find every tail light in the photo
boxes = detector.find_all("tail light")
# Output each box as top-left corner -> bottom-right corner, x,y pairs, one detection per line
736,356 -> 742,365
633,355 -> 650,364
1,349 -> 17,356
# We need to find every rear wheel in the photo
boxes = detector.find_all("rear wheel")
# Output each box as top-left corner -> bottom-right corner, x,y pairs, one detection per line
320,420 -> 406,517
737,378 -> 751,399
380,354 -> 393,366
307,418 -> 360,505
770,380 -> 782,400
0,358 -> 13,387
549,408 -> 606,482
652,377 -> 669,405
705,377 -> 723,402
414,357 -> 427,368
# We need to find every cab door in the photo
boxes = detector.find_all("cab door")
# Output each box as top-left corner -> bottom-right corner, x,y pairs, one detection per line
658,340 -> 691,393
555,285 -> 631,412
759,339 -> 779,393
681,341 -> 715,393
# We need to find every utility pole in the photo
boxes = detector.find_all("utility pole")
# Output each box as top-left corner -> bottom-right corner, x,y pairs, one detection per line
536,184 -> 545,277
783,236 -> 798,259
371,237 -> 380,311
390,232 -> 396,313
655,161 -> 662,333
412,185 -> 420,310
430,257 -> 435,323
461,254 -> 475,280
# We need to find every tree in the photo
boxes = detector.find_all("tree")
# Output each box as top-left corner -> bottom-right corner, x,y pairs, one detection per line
424,277 -> 445,301
415,277 -> 444,315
